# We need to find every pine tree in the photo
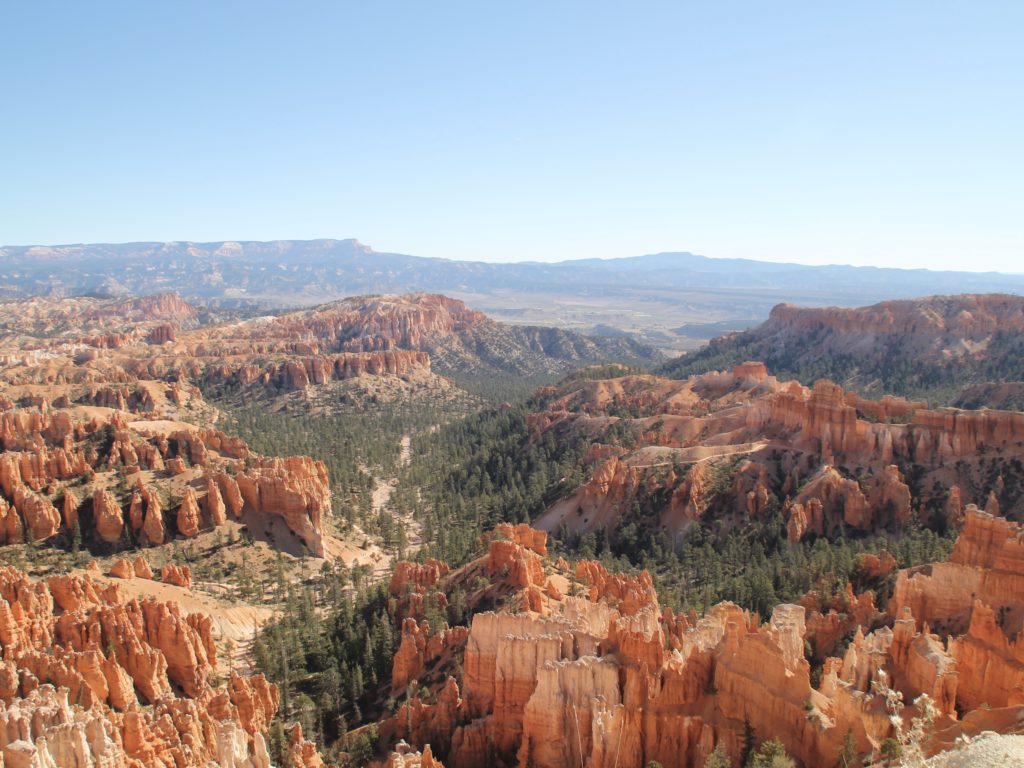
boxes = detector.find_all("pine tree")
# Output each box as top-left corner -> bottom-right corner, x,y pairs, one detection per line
835,728 -> 858,768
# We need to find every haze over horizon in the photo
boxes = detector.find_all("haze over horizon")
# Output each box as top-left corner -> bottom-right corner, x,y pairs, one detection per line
5,237 -> 1024,277
2,2 -> 1022,272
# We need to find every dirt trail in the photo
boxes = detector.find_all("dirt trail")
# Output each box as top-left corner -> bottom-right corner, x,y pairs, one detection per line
324,433 -> 423,579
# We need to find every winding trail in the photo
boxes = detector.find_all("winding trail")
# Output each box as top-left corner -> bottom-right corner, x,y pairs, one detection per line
323,434 -> 423,578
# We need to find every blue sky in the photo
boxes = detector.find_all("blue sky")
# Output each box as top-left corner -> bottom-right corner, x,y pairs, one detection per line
2,2 -> 1022,271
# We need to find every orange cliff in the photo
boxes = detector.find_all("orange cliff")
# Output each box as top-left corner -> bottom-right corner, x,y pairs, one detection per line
378,518 -> 1024,768
889,507 -> 1024,712
764,294 -> 1024,342
0,564 -> 325,768
378,526 -> 915,768
0,293 -> 457,400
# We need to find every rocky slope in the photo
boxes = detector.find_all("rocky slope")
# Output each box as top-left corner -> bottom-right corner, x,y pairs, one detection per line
524,362 -> 1024,546
661,294 -> 1024,405
368,516 -> 1024,767
0,292 -> 660,411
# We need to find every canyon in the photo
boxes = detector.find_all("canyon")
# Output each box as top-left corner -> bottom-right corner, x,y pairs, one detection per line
2,286 -> 1024,767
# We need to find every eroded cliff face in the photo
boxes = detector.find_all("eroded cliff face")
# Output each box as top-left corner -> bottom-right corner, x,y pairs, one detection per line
532,363 -> 1024,543
0,401 -> 330,557
888,508 -> 1024,715
0,564 -> 326,768
374,517 -> 1024,768
664,294 -> 1024,404
375,528 -> 898,767
763,295 -> 1024,346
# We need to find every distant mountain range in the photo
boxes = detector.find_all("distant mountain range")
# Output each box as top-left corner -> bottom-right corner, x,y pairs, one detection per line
3,239 -> 1022,352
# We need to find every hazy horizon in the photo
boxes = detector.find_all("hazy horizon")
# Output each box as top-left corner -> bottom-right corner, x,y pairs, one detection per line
3,236 -> 1022,276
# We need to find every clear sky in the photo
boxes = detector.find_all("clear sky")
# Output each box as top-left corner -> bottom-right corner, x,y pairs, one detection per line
2,2 -> 1022,271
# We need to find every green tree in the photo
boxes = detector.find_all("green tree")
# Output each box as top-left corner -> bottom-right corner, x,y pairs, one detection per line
880,737 -> 902,765
835,728 -> 858,768
345,724 -> 378,767
747,738 -> 795,768
704,743 -> 731,768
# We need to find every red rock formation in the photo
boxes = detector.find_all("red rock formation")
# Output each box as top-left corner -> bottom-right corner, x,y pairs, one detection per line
389,560 -> 451,599
141,485 -> 165,546
527,359 -> 1024,548
492,523 -> 548,555
234,456 -> 331,556
176,486 -> 201,538
288,724 -> 326,768
91,488 -> 124,544
108,558 -> 134,579
161,564 -> 193,589
206,475 -> 227,526
379,742 -> 446,768
217,472 -> 245,518
856,552 -> 897,580
381,523 -> 1024,768
487,536 -> 545,590
391,618 -> 470,694
132,555 -> 153,580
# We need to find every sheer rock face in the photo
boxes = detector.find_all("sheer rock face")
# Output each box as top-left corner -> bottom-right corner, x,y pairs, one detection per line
887,508 -> 1024,714
677,295 -> 1024,404
0,566 -> 293,768
891,508 -> 1024,631
764,294 -> 1024,340
203,350 -> 432,393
